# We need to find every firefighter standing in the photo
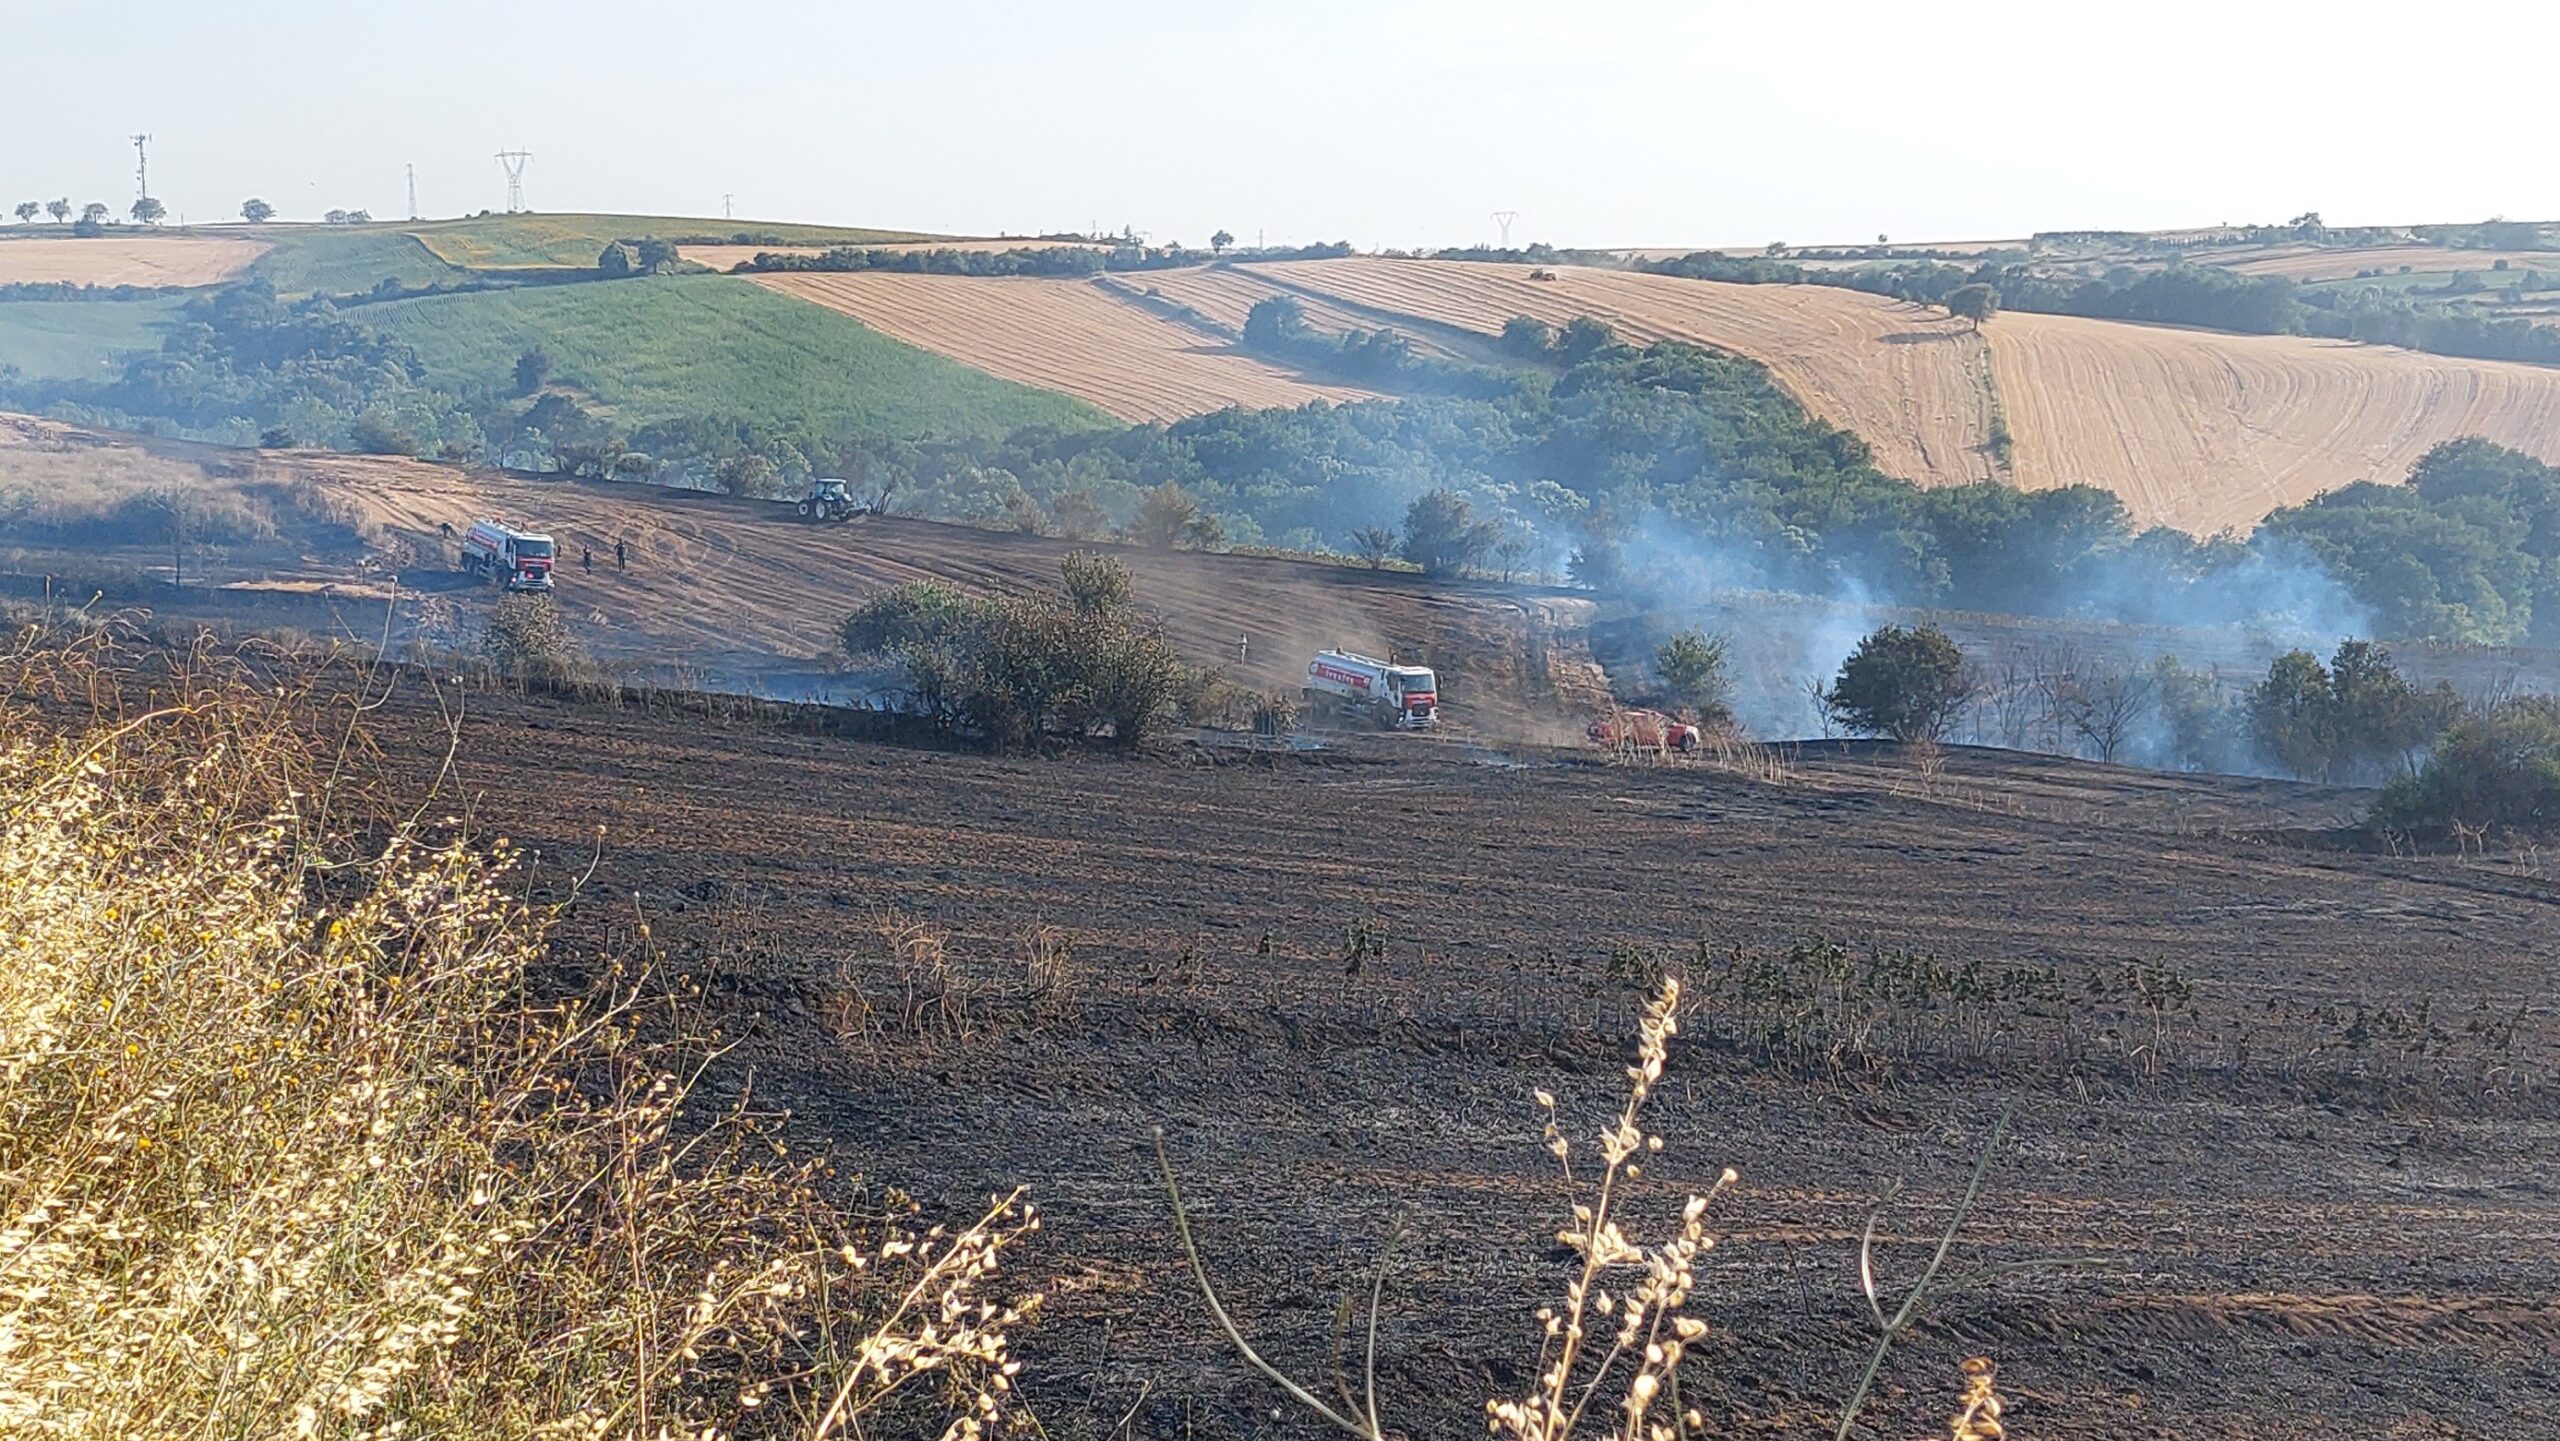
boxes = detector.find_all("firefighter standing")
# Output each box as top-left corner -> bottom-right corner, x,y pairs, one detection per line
615,538 -> 628,571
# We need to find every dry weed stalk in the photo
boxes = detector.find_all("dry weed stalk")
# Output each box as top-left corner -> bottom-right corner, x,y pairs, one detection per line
0,629 -> 1041,1440
1947,1356 -> 2005,1441
1158,975 -> 2012,1441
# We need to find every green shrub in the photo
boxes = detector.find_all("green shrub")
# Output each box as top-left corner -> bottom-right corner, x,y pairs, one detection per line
1824,625 -> 1969,741
1653,628 -> 1734,728
479,593 -> 580,674
2376,696 -> 2560,835
842,560 -> 1178,751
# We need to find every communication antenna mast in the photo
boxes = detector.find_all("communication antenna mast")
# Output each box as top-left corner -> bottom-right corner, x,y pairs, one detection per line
1491,209 -> 1518,247
495,150 -> 532,213
407,164 -> 419,220
132,133 -> 152,202
724,193 -> 734,220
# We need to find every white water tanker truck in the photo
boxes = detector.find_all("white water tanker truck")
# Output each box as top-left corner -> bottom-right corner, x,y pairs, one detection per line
1304,649 -> 1439,729
460,519 -> 556,591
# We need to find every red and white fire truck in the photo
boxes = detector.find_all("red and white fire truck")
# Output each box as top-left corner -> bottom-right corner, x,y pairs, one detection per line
1304,649 -> 1439,729
460,519 -> 557,591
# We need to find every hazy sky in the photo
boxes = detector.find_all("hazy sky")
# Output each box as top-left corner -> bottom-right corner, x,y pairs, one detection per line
8,0 -> 2556,248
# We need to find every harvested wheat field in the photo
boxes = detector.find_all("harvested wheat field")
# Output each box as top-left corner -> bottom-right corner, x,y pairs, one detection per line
2213,244 -> 2560,281
0,234 -> 268,286
745,272 -> 1382,420
1988,311 -> 2560,531
1257,258 -> 2560,532
1255,257 -> 2006,486
1109,265 -> 1457,355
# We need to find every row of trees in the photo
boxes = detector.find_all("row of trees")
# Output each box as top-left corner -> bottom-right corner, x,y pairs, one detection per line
9,199 -> 134,235
1808,624 -> 2463,788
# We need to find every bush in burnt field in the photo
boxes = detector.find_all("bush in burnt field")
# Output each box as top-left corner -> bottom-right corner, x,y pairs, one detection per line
1825,624 -> 1973,742
478,591 -> 582,676
2375,694 -> 2560,838
840,557 -> 1180,751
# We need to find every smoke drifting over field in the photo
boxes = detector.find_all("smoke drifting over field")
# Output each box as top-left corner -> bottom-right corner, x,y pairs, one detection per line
1593,506 -> 2376,745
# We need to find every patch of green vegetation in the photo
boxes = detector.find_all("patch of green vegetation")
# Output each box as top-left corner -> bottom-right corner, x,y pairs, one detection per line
0,296 -> 187,380
405,213 -> 941,270
245,228 -> 467,298
365,275 -> 1113,442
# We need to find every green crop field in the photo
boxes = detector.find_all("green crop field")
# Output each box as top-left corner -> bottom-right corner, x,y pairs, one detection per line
0,296 -> 188,380
245,228 -> 468,298
363,275 -> 1113,442
405,214 -> 942,270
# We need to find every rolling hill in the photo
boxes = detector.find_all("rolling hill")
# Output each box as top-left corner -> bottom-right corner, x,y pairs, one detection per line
0,234 -> 269,286
362,275 -> 1115,442
746,271 -> 1387,420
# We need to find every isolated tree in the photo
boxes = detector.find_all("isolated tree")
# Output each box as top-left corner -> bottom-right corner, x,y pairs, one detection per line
1946,283 -> 2001,331
512,346 -> 554,396
1210,229 -> 1235,255
12,201 -> 37,225
1048,487 -> 1111,541
598,241 -> 636,277
324,209 -> 350,225
1554,314 -> 1618,363
1492,526 -> 1535,583
1400,488 -> 1495,577
630,237 -> 678,274
1349,524 -> 1397,569
714,452 -> 786,499
1127,480 -> 1204,548
1654,629 -> 1734,727
1240,295 -> 1306,349
2246,650 -> 2337,779
2053,663 -> 2155,763
1825,625 -> 1971,742
46,198 -> 69,224
1059,551 -> 1133,616
480,593 -> 580,674
1499,315 -> 1555,359
1180,508 -> 1226,552
129,196 -> 165,225
239,197 -> 275,224
346,208 -> 372,223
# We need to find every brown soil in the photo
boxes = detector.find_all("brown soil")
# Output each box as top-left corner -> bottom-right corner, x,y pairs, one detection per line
306,665 -> 2560,1441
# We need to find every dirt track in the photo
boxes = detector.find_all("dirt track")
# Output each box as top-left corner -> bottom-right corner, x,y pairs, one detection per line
326,669 -> 2560,1441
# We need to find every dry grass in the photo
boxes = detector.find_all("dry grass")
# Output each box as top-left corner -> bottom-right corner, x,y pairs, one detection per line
0,627 -> 1040,1440
1158,977 -> 2001,1441
0,235 -> 269,287
745,272 -> 1386,420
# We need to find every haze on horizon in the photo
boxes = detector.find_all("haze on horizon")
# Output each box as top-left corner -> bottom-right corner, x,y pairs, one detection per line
7,0 -> 2556,249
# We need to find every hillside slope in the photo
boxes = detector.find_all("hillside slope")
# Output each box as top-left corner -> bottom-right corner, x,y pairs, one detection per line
1249,258 -> 2560,533
362,276 -> 1115,442
0,234 -> 269,287
0,418 -> 1610,739
746,272 -> 1387,420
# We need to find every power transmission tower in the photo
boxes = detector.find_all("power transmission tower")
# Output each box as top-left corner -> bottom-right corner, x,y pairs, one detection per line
495,150 -> 532,213
407,164 -> 419,220
132,133 -> 152,202
1491,210 -> 1518,247
724,193 -> 734,220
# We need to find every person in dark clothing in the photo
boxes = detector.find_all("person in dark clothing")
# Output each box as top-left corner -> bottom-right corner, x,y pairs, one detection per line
581,546 -> 593,574
615,538 -> 628,571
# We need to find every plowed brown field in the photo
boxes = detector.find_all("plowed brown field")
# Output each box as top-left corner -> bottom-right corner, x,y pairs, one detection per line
1252,259 -> 2560,533
0,234 -> 268,286
745,272 -> 1383,421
